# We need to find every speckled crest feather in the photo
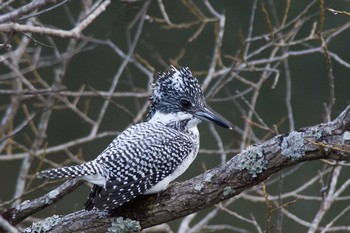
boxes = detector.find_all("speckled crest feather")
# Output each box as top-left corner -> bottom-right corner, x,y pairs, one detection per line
147,67 -> 205,120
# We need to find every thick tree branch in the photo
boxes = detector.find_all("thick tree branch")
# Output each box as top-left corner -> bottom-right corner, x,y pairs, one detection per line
1,180 -> 84,228
1,105 -> 348,232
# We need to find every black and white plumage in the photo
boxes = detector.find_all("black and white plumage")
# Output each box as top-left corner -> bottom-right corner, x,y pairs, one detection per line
38,66 -> 232,211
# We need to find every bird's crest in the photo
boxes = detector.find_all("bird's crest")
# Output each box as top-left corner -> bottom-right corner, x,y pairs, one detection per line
147,66 -> 204,120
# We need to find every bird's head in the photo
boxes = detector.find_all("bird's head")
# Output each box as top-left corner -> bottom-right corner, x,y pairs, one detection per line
147,66 -> 232,130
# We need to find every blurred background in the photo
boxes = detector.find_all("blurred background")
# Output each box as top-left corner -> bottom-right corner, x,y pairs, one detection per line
0,0 -> 350,232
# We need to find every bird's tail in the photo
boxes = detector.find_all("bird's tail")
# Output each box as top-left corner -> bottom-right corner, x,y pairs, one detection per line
37,162 -> 97,179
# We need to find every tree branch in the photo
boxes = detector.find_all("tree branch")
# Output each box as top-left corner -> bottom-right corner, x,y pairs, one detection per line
1,180 -> 84,227
0,0 -> 58,24
2,105 -> 349,232
0,0 -> 111,38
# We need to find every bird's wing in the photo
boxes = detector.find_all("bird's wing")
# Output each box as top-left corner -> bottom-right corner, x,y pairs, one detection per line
84,185 -> 102,211
86,123 -> 195,211
88,174 -> 155,210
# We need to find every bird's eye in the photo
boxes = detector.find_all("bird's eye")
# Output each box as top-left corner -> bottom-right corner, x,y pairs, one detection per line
180,99 -> 192,109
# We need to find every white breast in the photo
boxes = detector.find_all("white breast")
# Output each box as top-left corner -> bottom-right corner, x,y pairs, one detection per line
144,126 -> 200,194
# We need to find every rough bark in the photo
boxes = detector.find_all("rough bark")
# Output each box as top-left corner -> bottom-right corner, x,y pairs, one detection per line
2,105 -> 350,233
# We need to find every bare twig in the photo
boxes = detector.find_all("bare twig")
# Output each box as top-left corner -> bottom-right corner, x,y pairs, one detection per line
0,0 -> 111,38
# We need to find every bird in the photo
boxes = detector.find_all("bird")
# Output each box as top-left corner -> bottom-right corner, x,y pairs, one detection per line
38,66 -> 232,211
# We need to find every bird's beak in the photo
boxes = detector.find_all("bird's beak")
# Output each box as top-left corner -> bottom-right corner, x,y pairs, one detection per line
194,107 -> 233,130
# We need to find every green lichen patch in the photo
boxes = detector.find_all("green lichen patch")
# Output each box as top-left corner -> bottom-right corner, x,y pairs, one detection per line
235,145 -> 267,177
106,217 -> 141,233
24,215 -> 61,233
281,131 -> 305,160
194,183 -> 204,192
223,186 -> 233,197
